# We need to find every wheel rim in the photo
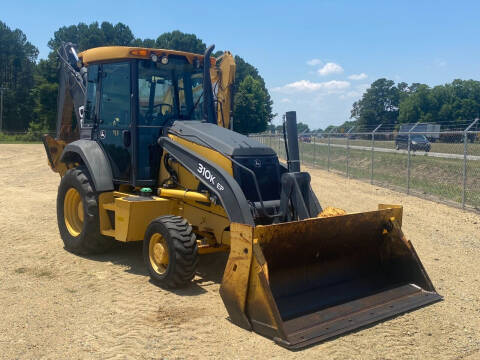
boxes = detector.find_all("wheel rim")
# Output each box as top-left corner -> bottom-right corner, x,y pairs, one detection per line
64,188 -> 84,237
149,233 -> 169,275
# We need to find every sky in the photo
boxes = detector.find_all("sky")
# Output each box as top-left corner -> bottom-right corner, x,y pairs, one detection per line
2,0 -> 480,130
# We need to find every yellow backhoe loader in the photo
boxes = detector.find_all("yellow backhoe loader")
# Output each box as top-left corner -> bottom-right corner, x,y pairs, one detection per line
43,42 -> 441,349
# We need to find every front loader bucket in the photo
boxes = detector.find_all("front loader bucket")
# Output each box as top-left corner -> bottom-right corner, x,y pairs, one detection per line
220,205 -> 442,350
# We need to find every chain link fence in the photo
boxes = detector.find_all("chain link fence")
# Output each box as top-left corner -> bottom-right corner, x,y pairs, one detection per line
252,124 -> 480,211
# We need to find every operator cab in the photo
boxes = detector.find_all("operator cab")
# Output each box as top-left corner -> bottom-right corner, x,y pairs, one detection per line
80,48 -> 206,187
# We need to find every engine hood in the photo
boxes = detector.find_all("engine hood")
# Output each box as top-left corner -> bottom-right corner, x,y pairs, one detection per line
168,121 -> 276,157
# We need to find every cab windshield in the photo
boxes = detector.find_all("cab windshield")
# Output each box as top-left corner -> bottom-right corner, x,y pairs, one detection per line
137,57 -> 204,125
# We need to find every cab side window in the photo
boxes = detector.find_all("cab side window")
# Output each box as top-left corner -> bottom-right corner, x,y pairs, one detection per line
83,64 -> 98,127
98,62 -> 131,127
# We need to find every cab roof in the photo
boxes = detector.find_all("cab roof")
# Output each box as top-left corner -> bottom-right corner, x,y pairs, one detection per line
78,46 -> 215,66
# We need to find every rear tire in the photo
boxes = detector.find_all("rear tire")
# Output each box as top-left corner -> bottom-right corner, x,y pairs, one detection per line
57,166 -> 114,255
143,216 -> 198,288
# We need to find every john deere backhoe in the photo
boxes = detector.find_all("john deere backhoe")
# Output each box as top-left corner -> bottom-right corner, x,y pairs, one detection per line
43,42 -> 441,349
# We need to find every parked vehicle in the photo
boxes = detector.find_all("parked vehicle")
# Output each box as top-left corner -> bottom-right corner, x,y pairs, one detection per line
395,134 -> 431,152
399,123 -> 441,142
299,134 -> 312,143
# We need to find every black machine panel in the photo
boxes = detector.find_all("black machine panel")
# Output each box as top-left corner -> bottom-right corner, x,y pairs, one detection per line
169,120 -> 282,203
233,155 -> 281,202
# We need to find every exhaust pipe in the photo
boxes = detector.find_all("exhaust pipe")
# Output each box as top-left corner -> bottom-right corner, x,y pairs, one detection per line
285,111 -> 301,172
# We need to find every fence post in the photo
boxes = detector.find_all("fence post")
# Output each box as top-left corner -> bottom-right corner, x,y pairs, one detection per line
278,133 -> 281,158
407,122 -> 420,194
346,126 -> 355,179
463,118 -> 479,208
327,130 -> 333,171
299,137 -> 302,165
313,133 -> 316,167
370,124 -> 382,184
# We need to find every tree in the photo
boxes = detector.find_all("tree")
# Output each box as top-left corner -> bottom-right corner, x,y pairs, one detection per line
398,79 -> 480,128
297,122 -> 310,134
233,76 -> 271,134
351,78 -> 407,130
155,31 -> 206,54
398,84 -> 434,124
0,21 -> 38,131
132,38 -> 156,48
232,55 -> 274,133
48,22 -> 135,52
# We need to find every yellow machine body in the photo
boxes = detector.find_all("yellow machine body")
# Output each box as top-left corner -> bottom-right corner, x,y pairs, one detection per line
45,44 -> 442,350
97,188 -> 230,254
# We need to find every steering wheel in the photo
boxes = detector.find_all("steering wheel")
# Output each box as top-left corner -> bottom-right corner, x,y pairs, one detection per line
144,103 -> 173,125
152,103 -> 173,112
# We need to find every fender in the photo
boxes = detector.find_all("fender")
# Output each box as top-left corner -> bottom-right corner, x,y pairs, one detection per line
60,139 -> 114,192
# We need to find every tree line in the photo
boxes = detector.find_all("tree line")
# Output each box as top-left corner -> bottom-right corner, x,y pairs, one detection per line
350,78 -> 480,132
0,21 -> 274,135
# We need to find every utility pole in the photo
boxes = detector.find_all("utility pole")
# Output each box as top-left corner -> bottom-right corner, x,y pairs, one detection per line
0,87 -> 7,132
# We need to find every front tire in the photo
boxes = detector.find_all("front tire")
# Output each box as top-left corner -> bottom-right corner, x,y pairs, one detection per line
143,216 -> 198,288
57,166 -> 114,254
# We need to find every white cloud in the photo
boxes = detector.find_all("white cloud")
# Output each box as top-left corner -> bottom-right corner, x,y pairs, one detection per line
318,62 -> 344,76
272,80 -> 350,93
280,98 -> 291,103
307,58 -> 322,66
348,73 -> 368,80
434,58 -> 447,68
340,83 -> 370,99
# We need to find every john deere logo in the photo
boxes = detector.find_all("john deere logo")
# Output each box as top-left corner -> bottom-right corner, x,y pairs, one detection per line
254,159 -> 262,168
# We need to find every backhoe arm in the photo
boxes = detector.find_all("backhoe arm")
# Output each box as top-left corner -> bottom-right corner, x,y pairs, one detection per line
43,43 -> 87,175
211,51 -> 236,129
56,42 -> 87,142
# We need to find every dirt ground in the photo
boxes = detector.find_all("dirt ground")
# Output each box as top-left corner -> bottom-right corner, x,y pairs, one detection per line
1,144 -> 479,360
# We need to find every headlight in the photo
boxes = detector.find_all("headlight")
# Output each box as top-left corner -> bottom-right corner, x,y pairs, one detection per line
411,141 -> 417,145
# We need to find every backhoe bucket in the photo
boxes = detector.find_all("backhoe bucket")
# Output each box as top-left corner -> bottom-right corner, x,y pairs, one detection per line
220,205 -> 442,349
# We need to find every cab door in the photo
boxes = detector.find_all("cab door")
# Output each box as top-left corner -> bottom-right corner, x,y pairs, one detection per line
97,62 -> 132,182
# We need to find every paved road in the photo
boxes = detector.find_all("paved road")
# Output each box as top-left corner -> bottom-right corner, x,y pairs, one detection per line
312,142 -> 480,160
259,137 -> 480,160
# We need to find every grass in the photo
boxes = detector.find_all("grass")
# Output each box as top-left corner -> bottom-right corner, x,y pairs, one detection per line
258,135 -> 480,209
0,131 -> 48,144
